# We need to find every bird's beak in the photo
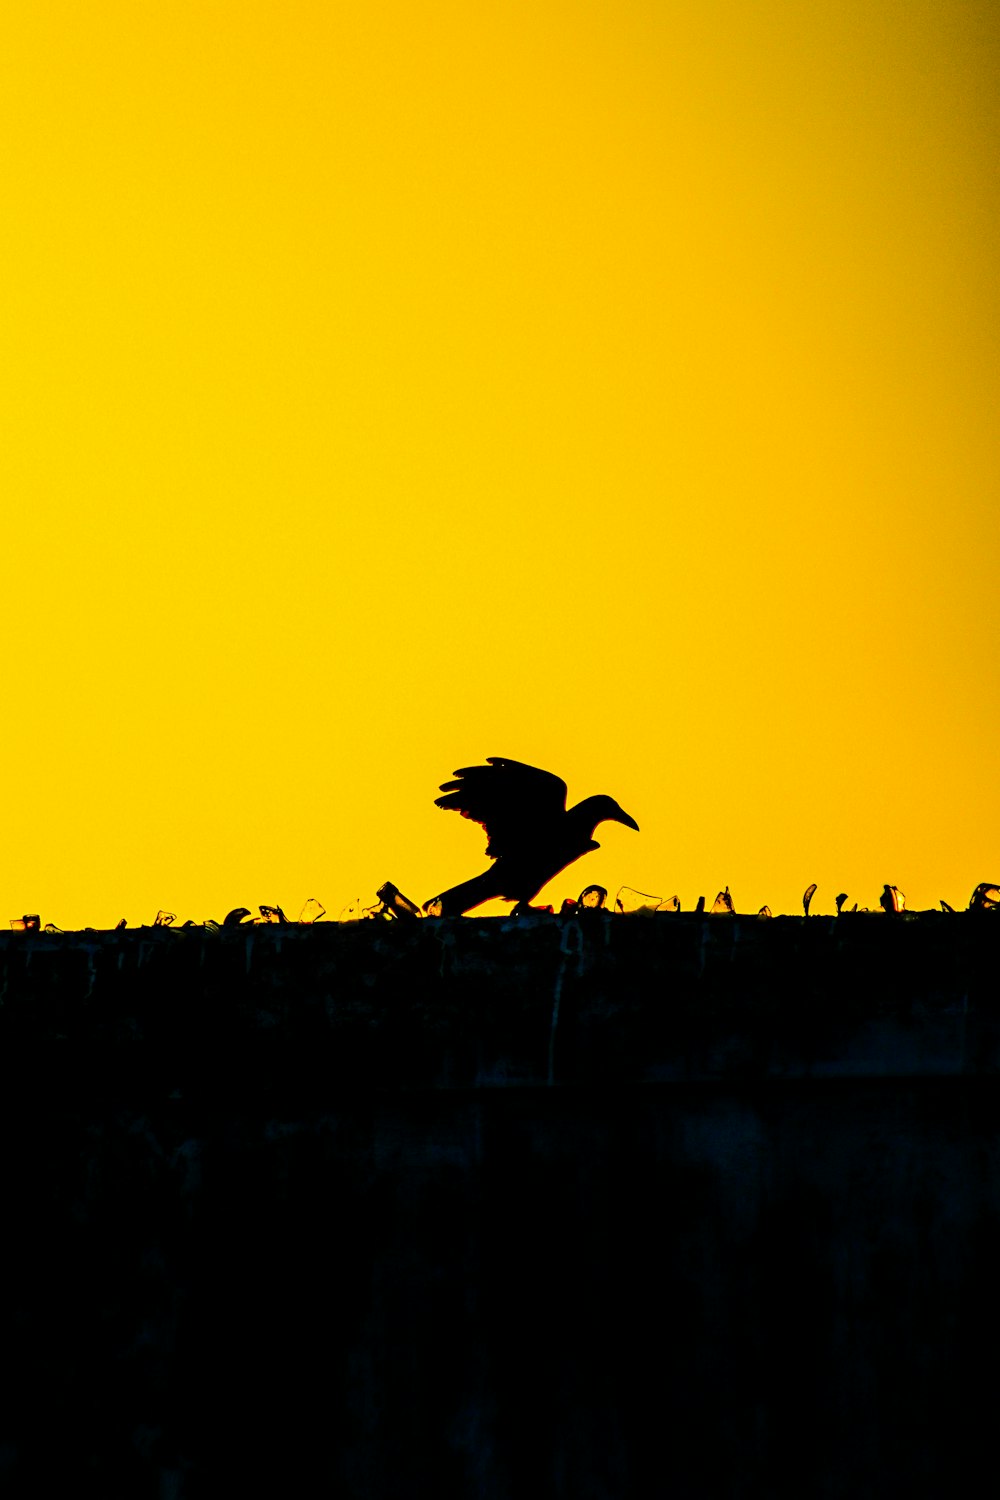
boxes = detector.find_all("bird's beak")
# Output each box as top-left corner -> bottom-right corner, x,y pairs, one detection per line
616,808 -> 640,832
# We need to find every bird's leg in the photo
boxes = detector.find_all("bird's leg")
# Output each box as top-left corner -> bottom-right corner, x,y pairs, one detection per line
423,868 -> 502,917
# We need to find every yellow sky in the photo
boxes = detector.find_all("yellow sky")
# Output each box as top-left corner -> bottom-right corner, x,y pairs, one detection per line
1,0 -> 997,927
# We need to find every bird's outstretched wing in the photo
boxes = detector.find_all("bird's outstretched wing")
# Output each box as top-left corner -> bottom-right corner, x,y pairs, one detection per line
434,757 -> 568,858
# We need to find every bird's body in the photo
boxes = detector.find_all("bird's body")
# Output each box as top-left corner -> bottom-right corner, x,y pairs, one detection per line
424,758 -> 639,916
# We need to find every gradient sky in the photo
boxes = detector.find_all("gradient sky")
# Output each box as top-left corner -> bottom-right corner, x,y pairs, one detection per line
2,1 -> 997,927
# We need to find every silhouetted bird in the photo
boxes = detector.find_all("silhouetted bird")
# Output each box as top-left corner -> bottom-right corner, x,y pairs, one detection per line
424,757 -> 639,917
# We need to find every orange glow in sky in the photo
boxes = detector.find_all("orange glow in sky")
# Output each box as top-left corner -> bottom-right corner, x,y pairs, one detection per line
1,1 -> 997,926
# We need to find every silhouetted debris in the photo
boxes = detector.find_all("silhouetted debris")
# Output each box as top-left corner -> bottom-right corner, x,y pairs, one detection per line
5,861 -> 995,931
365,884 -> 422,920
425,756 -> 638,916
615,887 -> 663,914
375,882 -> 421,919
578,884 -> 608,910
880,885 -> 905,914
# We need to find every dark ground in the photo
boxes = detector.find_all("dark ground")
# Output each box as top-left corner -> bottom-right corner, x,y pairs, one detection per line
0,912 -> 996,1498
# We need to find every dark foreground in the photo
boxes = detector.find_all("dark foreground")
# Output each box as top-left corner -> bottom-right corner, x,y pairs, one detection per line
0,913 -> 997,1497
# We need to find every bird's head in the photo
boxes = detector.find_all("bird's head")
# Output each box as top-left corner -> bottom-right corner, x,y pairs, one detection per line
572,795 -> 640,838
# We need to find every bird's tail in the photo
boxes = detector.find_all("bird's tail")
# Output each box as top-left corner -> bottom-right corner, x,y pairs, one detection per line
423,869 -> 501,917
